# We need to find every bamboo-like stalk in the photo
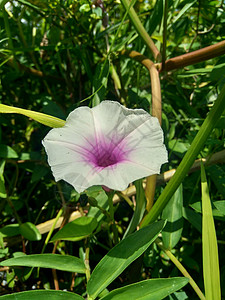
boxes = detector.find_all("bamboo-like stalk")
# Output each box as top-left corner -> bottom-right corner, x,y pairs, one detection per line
120,49 -> 161,211
121,0 -> 161,61
121,50 -> 157,210
163,40 -> 225,71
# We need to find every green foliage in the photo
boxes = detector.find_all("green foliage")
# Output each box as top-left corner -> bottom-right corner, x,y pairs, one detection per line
201,163 -> 221,300
0,0 -> 224,299
87,220 -> 166,299
51,216 -> 98,242
99,277 -> 189,300
0,290 -> 84,299
162,184 -> 183,250
1,254 -> 86,273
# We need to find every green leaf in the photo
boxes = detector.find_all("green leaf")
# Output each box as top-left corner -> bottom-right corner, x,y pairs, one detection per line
168,0 -> 197,29
99,277 -> 189,300
0,104 -> 65,128
207,165 -> 225,198
162,184 -> 183,250
168,140 -> 189,157
201,163 -> 221,300
17,0 -> 48,10
0,174 -> 6,198
0,290 -> 84,300
190,201 -> 225,219
19,222 -> 42,241
0,254 -> 86,273
210,62 -> 225,81
0,159 -> 6,198
0,224 -> 20,237
0,144 -> 18,158
87,187 -> 109,222
123,179 -> 146,238
147,0 -> 163,36
182,207 -> 202,233
51,216 -> 98,242
31,165 -> 49,182
87,220 -> 166,299
213,200 -> 225,215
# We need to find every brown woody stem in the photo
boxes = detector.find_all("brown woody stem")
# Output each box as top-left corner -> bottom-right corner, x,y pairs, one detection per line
120,49 -> 161,212
163,40 -> 225,71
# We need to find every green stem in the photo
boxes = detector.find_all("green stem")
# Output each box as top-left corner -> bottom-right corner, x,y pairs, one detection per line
107,191 -> 119,244
121,0 -> 161,61
85,239 -> 91,282
141,83 -> 225,227
41,207 -> 64,254
161,0 -> 168,70
156,238 -> 206,300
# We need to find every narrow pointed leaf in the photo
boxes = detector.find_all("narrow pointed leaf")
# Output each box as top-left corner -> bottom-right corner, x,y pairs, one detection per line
99,277 -> 189,300
87,220 -> 166,299
0,104 -> 65,128
0,290 -> 84,300
162,184 -> 183,249
201,163 -> 221,300
0,254 -> 86,273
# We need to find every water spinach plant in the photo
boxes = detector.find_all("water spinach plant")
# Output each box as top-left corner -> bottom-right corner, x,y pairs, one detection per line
0,1 -> 224,299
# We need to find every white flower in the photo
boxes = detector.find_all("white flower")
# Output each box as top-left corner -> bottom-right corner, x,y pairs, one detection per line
42,101 -> 168,193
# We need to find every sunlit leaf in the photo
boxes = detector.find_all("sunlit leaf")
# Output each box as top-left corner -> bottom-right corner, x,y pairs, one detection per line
0,160 -> 6,198
0,144 -> 18,158
0,104 -> 65,128
99,277 -> 189,300
0,290 -> 84,300
0,254 -> 86,273
201,163 -> 221,300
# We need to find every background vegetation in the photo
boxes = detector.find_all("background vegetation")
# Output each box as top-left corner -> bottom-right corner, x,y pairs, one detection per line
0,0 -> 225,299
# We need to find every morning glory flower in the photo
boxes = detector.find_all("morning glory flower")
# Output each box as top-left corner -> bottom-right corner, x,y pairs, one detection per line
42,101 -> 168,193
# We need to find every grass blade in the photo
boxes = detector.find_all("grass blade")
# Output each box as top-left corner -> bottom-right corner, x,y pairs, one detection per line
201,163 -> 221,300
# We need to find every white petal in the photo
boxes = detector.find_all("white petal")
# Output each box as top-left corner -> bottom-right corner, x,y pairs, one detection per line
92,101 -> 150,139
42,101 -> 168,193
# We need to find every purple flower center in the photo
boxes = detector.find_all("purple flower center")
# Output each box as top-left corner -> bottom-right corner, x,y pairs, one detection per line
95,148 -> 119,167
84,136 -> 127,169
